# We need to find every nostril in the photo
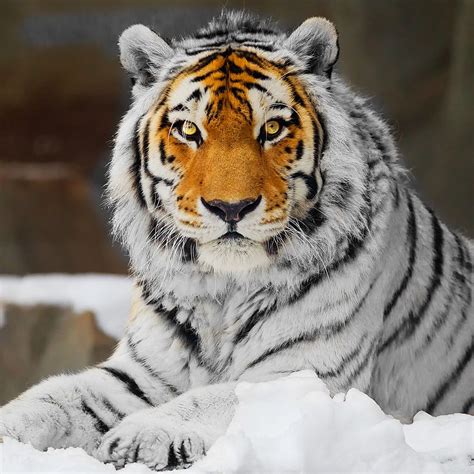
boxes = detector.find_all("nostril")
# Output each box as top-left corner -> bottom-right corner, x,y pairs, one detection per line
239,195 -> 262,219
201,196 -> 262,223
201,198 -> 227,221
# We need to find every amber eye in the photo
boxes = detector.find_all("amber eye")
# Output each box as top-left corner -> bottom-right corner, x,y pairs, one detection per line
181,121 -> 198,137
264,120 -> 281,137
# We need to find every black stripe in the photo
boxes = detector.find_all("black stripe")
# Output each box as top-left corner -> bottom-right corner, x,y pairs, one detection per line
425,335 -> 474,414
288,210 -> 370,304
417,231 -> 465,355
447,236 -> 472,348
331,180 -> 353,210
101,366 -> 153,406
194,30 -> 227,40
141,125 -> 173,185
243,81 -> 270,95
415,281 -> 455,356
241,42 -> 275,52
290,171 -> 319,200
233,50 -> 272,69
185,42 -> 228,54
462,396 -> 474,414
242,281 -> 376,372
289,164 -> 373,303
345,341 -> 375,386
311,117 -> 322,162
81,400 -> 109,434
140,120 -> 174,209
378,209 -> 444,354
138,280 -> 201,352
130,119 -> 147,208
186,88 -> 202,102
234,302 -> 277,346
320,277 -> 379,339
170,104 -> 189,112
127,336 -> 180,395
213,85 -> 227,95
242,67 -> 270,80
295,140 -> 304,160
188,51 -> 224,73
226,60 -> 243,74
314,334 -> 369,379
290,202 -> 326,236
191,68 -> 222,82
383,193 -> 417,321
158,110 -> 171,130
155,302 -> 200,351
100,397 -> 126,421
148,217 -> 179,245
181,238 -> 197,263
141,120 -> 161,207
158,139 -> 167,166
108,438 -> 120,456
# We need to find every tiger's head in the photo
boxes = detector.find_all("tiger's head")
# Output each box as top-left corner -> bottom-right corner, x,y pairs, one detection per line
110,13 -> 368,276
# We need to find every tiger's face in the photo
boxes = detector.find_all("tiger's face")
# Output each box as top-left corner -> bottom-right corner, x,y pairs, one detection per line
115,15 -> 339,274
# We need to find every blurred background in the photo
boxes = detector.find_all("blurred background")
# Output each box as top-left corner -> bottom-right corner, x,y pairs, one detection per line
0,0 -> 472,403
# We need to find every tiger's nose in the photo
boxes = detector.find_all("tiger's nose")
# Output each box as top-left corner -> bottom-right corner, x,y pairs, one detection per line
201,196 -> 262,223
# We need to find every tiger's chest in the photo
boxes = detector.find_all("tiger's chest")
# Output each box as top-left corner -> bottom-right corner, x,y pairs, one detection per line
186,289 -> 277,381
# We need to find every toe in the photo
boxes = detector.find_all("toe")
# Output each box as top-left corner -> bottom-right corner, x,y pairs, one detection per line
173,431 -> 205,465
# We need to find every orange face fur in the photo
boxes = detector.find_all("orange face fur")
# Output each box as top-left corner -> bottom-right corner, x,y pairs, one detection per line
138,49 -> 324,271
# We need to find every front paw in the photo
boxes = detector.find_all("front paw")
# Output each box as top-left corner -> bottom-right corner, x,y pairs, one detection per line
0,401 -> 62,450
97,413 -> 205,470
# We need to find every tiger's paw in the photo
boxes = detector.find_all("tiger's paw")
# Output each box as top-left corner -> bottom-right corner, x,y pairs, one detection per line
0,402 -> 61,450
97,412 -> 206,470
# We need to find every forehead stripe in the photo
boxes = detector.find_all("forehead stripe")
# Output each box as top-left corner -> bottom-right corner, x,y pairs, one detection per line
186,88 -> 202,102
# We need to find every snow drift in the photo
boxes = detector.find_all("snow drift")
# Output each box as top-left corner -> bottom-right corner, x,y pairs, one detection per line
0,276 -> 473,473
1,371 -> 473,473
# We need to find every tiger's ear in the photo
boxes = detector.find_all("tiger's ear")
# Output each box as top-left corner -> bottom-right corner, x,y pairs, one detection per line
285,17 -> 339,78
119,25 -> 173,87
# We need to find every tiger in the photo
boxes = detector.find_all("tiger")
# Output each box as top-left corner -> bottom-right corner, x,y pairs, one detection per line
1,11 -> 472,471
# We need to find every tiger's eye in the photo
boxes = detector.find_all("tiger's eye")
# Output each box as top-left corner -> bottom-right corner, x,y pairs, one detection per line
182,121 -> 197,136
265,120 -> 281,136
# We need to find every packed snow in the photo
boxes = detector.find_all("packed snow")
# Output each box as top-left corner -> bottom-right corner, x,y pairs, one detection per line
0,274 -> 131,339
0,276 -> 473,473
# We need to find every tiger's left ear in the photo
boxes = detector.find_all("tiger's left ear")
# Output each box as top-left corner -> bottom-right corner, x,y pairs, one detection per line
285,17 -> 339,78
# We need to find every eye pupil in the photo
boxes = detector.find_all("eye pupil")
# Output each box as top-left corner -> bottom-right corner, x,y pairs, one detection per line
265,120 -> 280,136
182,121 -> 197,136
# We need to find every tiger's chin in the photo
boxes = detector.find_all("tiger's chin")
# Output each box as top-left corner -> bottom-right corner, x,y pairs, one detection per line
197,238 -> 271,274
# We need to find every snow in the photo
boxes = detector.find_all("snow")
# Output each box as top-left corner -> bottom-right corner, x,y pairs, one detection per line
1,372 -> 473,473
1,275 -> 473,472
0,274 -> 132,340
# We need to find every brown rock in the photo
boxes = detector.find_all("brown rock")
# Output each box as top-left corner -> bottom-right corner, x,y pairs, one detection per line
0,304 -> 117,405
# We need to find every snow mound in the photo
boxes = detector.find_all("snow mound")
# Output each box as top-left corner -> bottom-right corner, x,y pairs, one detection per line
0,274 -> 132,339
1,371 -> 473,473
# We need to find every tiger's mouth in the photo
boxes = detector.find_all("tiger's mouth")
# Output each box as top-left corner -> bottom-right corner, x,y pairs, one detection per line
218,231 -> 246,241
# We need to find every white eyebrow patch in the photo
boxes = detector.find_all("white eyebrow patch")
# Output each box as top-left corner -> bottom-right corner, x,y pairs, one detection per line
166,77 -> 211,141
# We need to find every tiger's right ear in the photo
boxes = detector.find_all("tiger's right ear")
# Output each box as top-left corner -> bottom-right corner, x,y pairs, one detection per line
119,25 -> 173,87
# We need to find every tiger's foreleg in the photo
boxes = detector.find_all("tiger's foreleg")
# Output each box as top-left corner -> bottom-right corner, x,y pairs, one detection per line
0,347 -> 178,454
0,367 -> 166,454
97,382 -> 238,470
0,293 -> 190,454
